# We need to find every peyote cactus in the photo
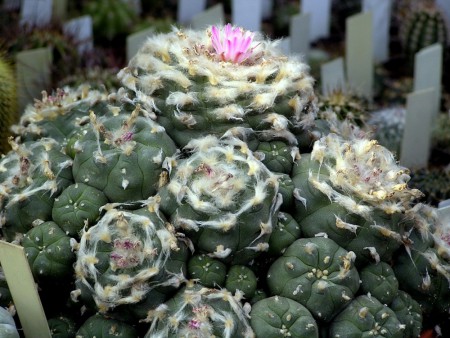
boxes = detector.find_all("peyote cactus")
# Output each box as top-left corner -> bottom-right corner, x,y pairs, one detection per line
1,24 -> 450,337
329,295 -> 406,338
158,135 -> 280,265
267,237 -> 360,322
118,24 -> 318,151
250,296 -> 318,338
73,200 -> 188,317
142,280 -> 255,338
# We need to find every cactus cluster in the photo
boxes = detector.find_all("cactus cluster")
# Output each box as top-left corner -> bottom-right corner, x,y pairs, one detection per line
0,25 -> 450,337
400,1 -> 449,65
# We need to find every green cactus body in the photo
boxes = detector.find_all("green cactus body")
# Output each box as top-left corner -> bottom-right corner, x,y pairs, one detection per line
390,291 -> 423,338
187,254 -> 227,288
359,262 -> 399,305
73,200 -> 187,315
401,4 -> 448,64
277,173 -> 295,211
0,307 -> 19,338
250,289 -> 267,305
0,139 -> 73,240
119,26 -> 317,149
72,104 -> 177,202
0,54 -> 17,155
292,134 -> 423,265
329,295 -> 405,338
268,212 -> 302,256
393,226 -> 450,315
267,237 -> 360,322
52,183 -> 109,237
317,89 -> 368,127
254,141 -> 300,174
12,86 -> 110,143
143,281 -> 255,338
22,221 -> 76,283
75,314 -> 138,338
225,265 -> 257,299
250,296 -> 318,338
159,136 -> 280,265
48,315 -> 77,338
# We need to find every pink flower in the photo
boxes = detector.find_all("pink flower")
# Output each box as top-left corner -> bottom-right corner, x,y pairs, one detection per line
211,24 -> 254,64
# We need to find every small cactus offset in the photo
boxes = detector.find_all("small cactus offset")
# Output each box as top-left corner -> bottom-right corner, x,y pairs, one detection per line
0,24 -> 450,337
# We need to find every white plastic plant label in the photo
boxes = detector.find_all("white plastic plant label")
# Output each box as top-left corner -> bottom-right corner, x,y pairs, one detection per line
232,0 -> 263,32
0,241 -> 51,338
363,0 -> 392,63
20,0 -> 52,28
321,57 -> 346,96
177,0 -> 207,25
400,88 -> 436,169
16,47 -> 53,112
63,15 -> 94,55
126,27 -> 155,62
345,12 -> 373,99
290,13 -> 310,57
300,0 -> 331,42
191,3 -> 225,30
413,43 -> 443,120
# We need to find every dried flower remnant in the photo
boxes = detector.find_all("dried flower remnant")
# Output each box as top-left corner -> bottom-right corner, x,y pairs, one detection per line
211,24 -> 254,64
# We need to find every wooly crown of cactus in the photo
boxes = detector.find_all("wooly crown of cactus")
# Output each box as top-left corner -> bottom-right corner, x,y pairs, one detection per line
1,24 -> 450,337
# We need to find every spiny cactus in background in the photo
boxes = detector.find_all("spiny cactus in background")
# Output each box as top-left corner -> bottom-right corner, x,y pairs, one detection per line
400,1 -> 449,65
118,24 -> 318,151
82,0 -> 138,41
409,167 -> 450,206
0,54 -> 17,154
367,106 -> 406,156
432,112 -> 450,156
318,88 -> 368,127
142,280 -> 255,338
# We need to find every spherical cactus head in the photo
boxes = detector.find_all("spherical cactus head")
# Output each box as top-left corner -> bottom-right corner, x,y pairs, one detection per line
119,24 -> 317,148
329,295 -> 406,338
159,135 -> 281,265
143,281 -> 255,338
74,198 -> 188,316
71,102 -> 177,203
267,237 -> 360,322
250,296 -> 318,338
292,133 -> 424,265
